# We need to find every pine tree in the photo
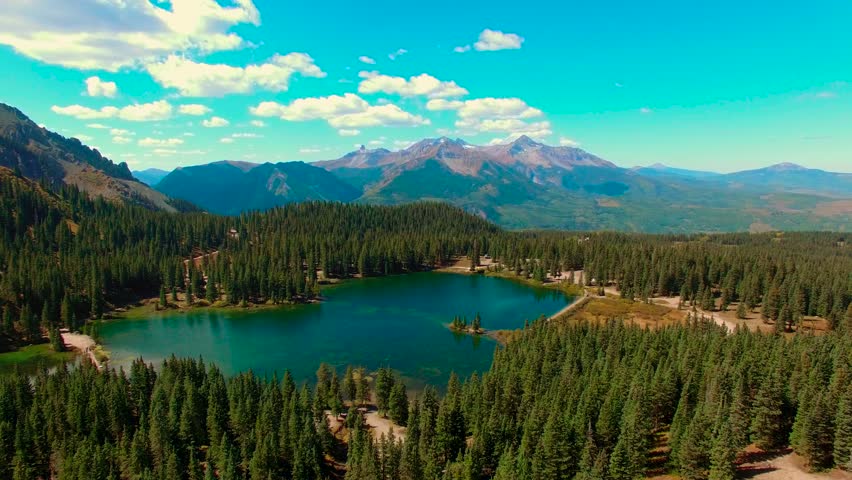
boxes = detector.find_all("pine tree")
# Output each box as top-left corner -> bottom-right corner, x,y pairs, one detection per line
736,302 -> 748,319
389,382 -> 408,426
709,421 -> 737,480
751,371 -> 787,450
834,385 -> 852,471
799,391 -> 835,470
375,367 -> 394,415
344,366 -> 356,403
471,313 -> 482,332
159,285 -> 167,308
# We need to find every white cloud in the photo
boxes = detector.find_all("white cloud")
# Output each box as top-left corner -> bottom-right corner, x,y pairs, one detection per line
72,134 -> 93,142
219,137 -> 234,143
110,128 -> 133,136
183,132 -> 195,136
250,93 -> 429,129
357,71 -> 468,98
639,107 -> 652,114
120,101 -> 173,121
86,123 -> 110,129
52,100 -> 172,121
85,76 -> 117,98
250,120 -> 266,127
453,45 -> 471,53
427,97 -> 541,120
299,147 -> 321,153
139,137 -> 184,147
202,116 -> 229,127
338,129 -> 360,136
230,133 -> 262,138
179,104 -> 212,115
473,29 -> 524,51
0,0 -> 260,71
368,139 -> 385,146
559,137 -> 579,147
358,56 -> 376,64
427,97 -> 548,137
112,136 -> 132,144
388,48 -> 407,60
328,105 -> 429,128
393,140 -> 415,149
147,53 -> 325,97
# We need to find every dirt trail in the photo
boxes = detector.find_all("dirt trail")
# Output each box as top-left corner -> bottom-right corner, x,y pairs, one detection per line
61,331 -> 103,370
548,292 -> 591,321
602,286 -> 743,333
739,452 -> 852,480
325,407 -> 406,442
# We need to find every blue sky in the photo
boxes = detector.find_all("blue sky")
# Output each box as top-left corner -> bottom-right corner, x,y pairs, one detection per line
1,0 -> 850,172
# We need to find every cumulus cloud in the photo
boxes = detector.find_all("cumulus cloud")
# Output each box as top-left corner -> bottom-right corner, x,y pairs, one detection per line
299,147 -> 321,153
427,97 -> 541,120
138,137 -> 184,147
357,71 -> 468,99
86,123 -> 111,129
559,137 -> 579,147
338,129 -> 360,136
250,120 -> 266,127
427,97 -> 548,137
178,104 -> 212,115
639,107 -> 652,114
72,134 -> 93,142
474,29 -> 524,51
0,0 -> 260,71
110,128 -> 133,136
52,100 -> 172,121
147,53 -> 325,96
112,136 -> 132,144
358,56 -> 376,65
230,133 -> 262,138
219,137 -> 234,143
456,29 -> 524,53
388,48 -> 407,60
250,93 -> 428,129
202,116 -> 229,127
85,76 -> 117,97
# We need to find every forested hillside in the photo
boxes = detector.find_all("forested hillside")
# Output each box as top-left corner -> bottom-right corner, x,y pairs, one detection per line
2,318 -> 851,479
1,165 -> 850,350
1,161 -> 852,479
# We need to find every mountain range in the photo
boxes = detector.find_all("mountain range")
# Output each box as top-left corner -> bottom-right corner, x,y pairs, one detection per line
148,136 -> 852,232
0,102 -> 848,232
0,103 -> 185,212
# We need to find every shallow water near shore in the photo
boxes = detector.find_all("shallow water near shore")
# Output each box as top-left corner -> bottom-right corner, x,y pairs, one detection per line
100,272 -> 572,388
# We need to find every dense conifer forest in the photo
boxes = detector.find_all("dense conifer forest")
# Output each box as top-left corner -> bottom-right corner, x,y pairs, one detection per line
1,165 -> 852,479
2,318 -> 851,479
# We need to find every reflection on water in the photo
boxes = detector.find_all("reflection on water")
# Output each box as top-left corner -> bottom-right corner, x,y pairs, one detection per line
101,272 -> 572,389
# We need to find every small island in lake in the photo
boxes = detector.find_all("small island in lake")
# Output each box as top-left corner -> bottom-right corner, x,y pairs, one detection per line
449,313 -> 485,335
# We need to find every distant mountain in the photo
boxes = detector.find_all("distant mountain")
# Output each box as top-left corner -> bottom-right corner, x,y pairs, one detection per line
156,160 -> 360,215
632,163 -> 722,179
719,163 -> 852,197
315,136 -> 851,232
133,168 -> 170,187
0,103 -> 177,211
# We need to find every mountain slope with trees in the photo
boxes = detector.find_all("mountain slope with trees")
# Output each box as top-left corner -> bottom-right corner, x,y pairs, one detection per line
156,160 -> 360,215
0,103 -> 179,212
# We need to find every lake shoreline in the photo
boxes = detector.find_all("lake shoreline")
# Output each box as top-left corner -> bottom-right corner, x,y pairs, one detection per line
97,271 -> 572,387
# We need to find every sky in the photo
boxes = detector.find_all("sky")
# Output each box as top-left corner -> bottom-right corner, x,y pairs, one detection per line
1,0 -> 850,173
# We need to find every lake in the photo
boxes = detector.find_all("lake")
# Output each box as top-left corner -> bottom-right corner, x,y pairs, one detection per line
101,272 -> 572,388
